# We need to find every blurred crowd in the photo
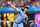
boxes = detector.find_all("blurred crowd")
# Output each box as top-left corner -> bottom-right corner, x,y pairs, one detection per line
0,0 -> 40,7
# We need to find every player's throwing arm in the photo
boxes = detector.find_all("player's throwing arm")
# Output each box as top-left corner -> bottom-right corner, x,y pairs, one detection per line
8,2 -> 19,12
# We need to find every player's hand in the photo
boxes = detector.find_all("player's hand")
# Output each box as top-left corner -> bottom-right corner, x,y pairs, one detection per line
25,22 -> 28,24
8,2 -> 11,5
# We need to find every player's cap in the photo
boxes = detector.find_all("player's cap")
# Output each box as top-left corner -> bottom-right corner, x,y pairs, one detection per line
24,7 -> 29,9
21,7 -> 29,11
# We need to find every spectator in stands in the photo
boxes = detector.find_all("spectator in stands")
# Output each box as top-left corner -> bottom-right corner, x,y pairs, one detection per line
0,0 -> 40,7
30,1 -> 37,8
0,3 -> 2,7
36,1 -> 40,7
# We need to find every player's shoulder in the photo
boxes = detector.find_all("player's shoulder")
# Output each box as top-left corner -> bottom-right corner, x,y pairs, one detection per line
19,9 -> 22,11
19,9 -> 23,13
30,23 -> 33,26
18,9 -> 23,14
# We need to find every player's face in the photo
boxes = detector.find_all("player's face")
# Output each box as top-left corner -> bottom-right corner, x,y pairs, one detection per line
24,8 -> 28,14
24,8 -> 28,12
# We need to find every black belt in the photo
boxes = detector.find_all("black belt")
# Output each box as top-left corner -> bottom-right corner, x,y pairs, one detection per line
15,22 -> 20,24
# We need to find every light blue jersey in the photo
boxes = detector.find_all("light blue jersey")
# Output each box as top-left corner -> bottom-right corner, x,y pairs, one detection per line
14,9 -> 28,23
13,9 -> 28,27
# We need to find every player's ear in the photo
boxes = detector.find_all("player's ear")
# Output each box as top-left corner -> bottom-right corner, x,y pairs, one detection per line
21,8 -> 24,11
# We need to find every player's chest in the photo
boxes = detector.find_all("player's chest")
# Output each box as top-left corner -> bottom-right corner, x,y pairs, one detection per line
19,13 -> 25,18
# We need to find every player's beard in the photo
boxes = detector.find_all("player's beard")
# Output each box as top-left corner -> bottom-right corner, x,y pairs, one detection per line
21,9 -> 28,14
25,11 -> 28,14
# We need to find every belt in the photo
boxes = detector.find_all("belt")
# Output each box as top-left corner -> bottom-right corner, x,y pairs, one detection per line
15,22 -> 20,24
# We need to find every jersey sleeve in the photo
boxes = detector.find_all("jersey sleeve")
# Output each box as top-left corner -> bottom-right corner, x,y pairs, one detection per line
18,9 -> 23,14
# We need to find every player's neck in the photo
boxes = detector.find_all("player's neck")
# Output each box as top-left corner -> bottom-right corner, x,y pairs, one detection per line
24,11 -> 26,14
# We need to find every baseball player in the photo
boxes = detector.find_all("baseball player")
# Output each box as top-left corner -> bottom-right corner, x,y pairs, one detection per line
30,21 -> 37,27
8,2 -> 29,27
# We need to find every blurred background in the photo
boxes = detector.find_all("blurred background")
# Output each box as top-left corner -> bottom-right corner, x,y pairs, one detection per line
0,0 -> 40,7
0,0 -> 40,27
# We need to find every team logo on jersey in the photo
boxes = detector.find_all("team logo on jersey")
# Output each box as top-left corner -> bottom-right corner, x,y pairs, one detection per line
20,14 -> 23,17
25,16 -> 27,19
